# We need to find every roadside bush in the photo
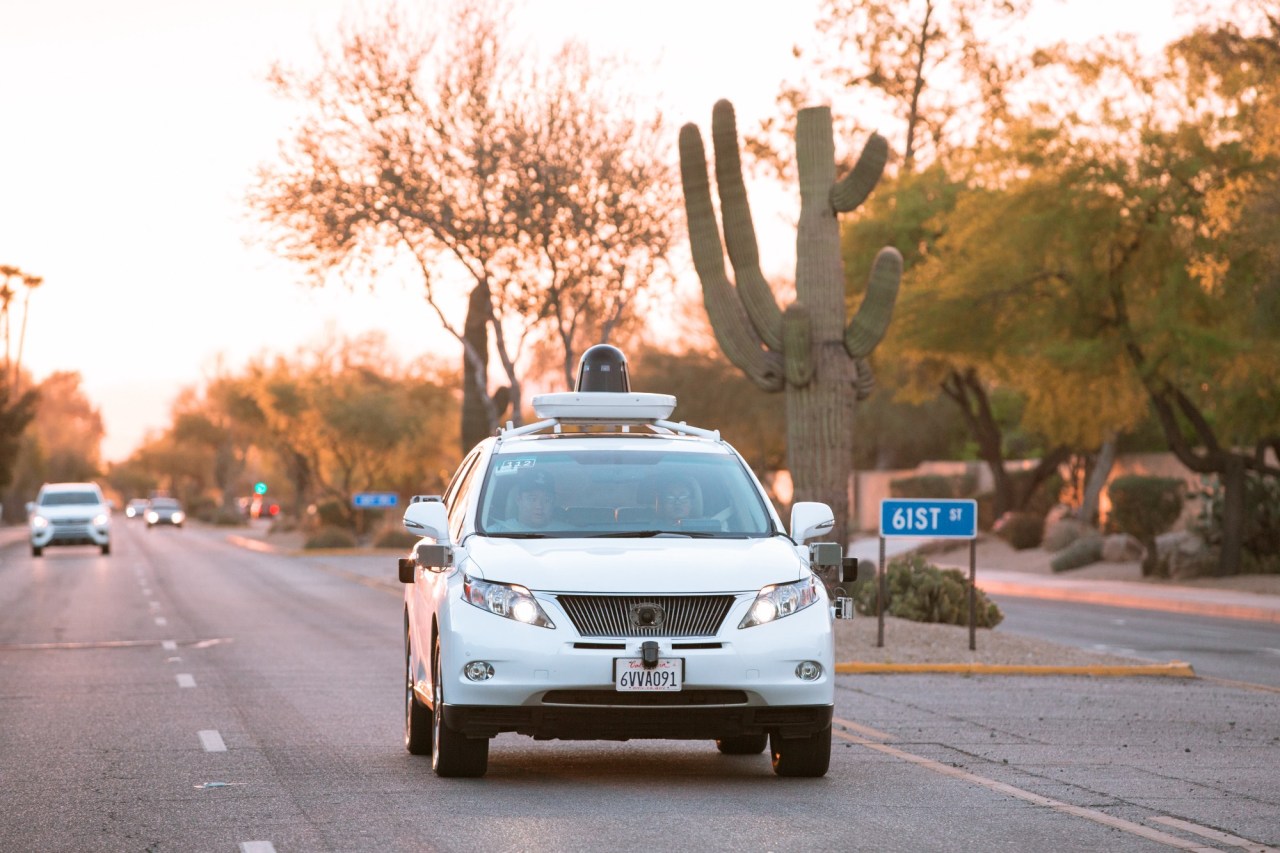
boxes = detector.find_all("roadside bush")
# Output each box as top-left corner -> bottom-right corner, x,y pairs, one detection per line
1049,534 -> 1103,572
373,528 -> 420,549
1193,472 -> 1280,574
1107,475 -> 1184,576
208,505 -> 246,527
853,552 -> 1002,628
315,500 -> 356,530
1042,518 -> 1092,553
304,525 -> 357,550
993,511 -> 1043,550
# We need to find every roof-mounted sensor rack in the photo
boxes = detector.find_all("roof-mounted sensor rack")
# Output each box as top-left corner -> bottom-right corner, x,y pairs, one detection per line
496,392 -> 720,442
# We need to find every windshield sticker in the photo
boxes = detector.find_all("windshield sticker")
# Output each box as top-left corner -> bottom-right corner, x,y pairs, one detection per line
493,458 -> 537,476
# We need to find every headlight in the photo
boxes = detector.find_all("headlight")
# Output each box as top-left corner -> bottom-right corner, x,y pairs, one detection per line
146,511 -> 158,523
171,511 -> 185,524
93,513 -> 109,527
739,576 -> 821,628
462,575 -> 555,629
31,516 -> 49,530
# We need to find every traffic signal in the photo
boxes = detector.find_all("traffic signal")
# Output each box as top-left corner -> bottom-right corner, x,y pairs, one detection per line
254,482 -> 268,496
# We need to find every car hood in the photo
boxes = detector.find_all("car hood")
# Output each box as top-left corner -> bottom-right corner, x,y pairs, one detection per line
461,535 -> 809,593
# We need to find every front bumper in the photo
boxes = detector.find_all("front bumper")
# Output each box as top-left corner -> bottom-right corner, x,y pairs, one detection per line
425,589 -> 835,741
31,521 -> 110,547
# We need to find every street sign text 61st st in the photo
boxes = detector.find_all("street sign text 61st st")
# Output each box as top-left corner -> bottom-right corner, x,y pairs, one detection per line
879,498 -> 977,539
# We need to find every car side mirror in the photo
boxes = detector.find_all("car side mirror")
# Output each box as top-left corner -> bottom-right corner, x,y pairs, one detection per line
790,501 -> 835,543
402,498 -> 450,543
26,502 -> 35,515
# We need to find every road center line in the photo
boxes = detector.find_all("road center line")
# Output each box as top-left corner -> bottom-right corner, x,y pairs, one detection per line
162,640 -> 177,651
239,843 -> 276,853
176,674 -> 196,688
1150,816 -> 1278,852
198,730 -> 226,752
832,725 -> 1218,851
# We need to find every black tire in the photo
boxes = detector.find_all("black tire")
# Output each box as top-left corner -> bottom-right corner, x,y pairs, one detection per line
716,734 -> 768,755
431,636 -> 488,777
32,545 -> 42,557
404,619 -> 432,755
770,725 -> 832,778
101,543 -> 110,555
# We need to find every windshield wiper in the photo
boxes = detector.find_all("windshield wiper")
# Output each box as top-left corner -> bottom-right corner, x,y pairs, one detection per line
587,530 -> 717,539
487,532 -> 551,539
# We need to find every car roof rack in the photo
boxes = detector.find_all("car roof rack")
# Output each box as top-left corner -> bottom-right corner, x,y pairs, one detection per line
496,392 -> 721,442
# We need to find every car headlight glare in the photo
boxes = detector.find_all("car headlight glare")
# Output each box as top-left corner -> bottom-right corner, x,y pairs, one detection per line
739,576 -> 821,628
463,575 -> 555,628
171,511 -> 185,524
32,516 -> 49,530
93,513 -> 109,527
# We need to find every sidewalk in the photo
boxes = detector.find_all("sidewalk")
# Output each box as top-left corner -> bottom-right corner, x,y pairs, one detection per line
849,535 -> 1280,625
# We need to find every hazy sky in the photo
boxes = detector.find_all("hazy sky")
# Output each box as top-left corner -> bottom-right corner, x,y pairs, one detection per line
0,0 -> 1186,463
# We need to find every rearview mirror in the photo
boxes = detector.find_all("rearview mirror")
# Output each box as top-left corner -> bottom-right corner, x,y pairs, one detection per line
402,498 -> 450,543
790,502 -> 835,543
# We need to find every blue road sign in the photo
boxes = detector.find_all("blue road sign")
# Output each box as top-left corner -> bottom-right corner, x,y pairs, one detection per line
352,492 -> 399,509
879,498 -> 977,539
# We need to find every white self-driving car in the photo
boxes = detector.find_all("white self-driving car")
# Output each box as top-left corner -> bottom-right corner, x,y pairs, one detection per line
29,482 -> 112,557
400,347 -> 839,778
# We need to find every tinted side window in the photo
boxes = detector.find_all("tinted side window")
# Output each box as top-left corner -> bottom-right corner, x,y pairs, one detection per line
446,451 -> 483,540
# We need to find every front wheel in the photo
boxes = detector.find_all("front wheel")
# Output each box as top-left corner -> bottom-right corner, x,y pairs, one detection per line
716,734 -> 768,755
770,725 -> 832,778
404,620 -> 432,755
101,543 -> 110,555
31,545 -> 42,557
431,636 -> 489,777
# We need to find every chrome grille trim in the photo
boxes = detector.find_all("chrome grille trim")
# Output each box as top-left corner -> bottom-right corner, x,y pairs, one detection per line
555,595 -> 736,638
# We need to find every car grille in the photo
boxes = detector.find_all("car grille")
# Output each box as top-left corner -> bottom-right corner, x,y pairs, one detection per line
555,594 -> 736,638
540,689 -> 749,706
50,520 -> 94,538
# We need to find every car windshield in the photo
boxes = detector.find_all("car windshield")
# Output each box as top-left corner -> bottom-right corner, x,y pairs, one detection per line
40,491 -> 100,506
151,499 -> 181,510
476,449 -> 773,538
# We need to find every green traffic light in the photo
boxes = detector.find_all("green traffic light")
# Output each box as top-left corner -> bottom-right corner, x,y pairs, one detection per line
254,482 -> 267,495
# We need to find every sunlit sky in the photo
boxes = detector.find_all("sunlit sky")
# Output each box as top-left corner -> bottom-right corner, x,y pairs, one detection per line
1,0 -> 1188,463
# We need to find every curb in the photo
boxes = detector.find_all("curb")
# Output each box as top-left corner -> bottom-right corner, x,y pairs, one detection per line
835,660 -> 1196,677
975,577 -> 1280,624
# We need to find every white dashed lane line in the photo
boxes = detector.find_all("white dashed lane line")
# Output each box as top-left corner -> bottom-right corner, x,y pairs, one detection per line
176,674 -> 196,688
162,640 -> 177,651
198,730 -> 226,752
239,842 -> 276,853
154,617 -> 168,626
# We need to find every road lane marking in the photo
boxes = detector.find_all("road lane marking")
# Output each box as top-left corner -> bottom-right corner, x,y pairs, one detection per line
162,640 -> 177,651
240,843 -> 276,853
1151,816 -> 1278,852
831,727 -> 1218,851
155,617 -> 168,626
198,730 -> 226,752
832,715 -> 893,741
176,674 -> 196,688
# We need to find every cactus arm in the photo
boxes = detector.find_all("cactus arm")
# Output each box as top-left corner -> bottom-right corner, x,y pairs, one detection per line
710,100 -> 784,351
830,133 -> 889,213
844,246 -> 903,358
783,302 -> 814,387
679,123 -> 786,392
853,356 -> 875,401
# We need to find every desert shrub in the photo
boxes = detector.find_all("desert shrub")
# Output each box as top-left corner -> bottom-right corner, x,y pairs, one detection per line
1108,475 -> 1184,576
854,552 -> 1002,628
1049,534 -> 1103,572
1193,473 -> 1280,574
373,528 -> 420,549
315,500 -> 356,530
208,505 -> 246,527
993,511 -> 1043,550
304,525 -> 358,550
890,473 -> 976,499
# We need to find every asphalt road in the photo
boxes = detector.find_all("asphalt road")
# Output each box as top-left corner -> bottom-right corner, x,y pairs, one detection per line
995,596 -> 1280,688
1,522 -> 1276,852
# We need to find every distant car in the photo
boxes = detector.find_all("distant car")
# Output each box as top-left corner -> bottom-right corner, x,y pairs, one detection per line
28,482 -> 112,557
125,499 -> 150,519
146,498 -> 186,529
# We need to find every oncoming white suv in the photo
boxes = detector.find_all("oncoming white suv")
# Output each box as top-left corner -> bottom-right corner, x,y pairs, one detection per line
399,347 -> 840,778
28,482 -> 112,557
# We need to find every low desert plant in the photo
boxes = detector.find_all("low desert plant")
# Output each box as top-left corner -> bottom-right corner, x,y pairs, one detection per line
304,525 -> 357,550
994,511 -> 1043,550
854,552 -> 1002,628
1049,534 -> 1103,572
1107,475 -> 1184,576
373,528 -> 421,549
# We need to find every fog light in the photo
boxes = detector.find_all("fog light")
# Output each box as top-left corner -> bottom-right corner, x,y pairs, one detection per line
463,661 -> 495,682
795,660 -> 823,681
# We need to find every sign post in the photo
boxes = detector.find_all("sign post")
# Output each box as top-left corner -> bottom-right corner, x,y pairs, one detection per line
878,498 -> 979,650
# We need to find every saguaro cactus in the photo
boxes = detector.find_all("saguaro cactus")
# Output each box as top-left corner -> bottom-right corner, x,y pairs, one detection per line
679,100 -> 903,546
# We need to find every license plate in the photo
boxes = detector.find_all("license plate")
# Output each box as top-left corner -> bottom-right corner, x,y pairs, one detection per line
614,658 -> 683,692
